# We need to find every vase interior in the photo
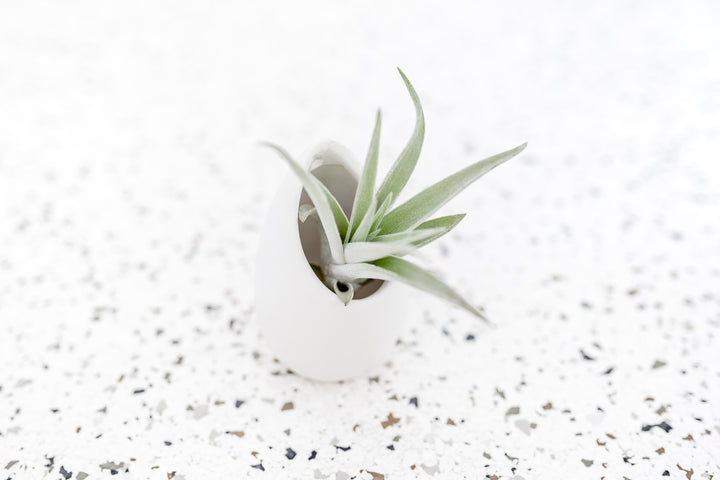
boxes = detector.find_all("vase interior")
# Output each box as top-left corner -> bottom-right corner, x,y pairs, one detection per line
298,160 -> 384,300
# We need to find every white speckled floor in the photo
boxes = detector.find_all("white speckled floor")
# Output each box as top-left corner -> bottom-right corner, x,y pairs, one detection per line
1,1 -> 719,479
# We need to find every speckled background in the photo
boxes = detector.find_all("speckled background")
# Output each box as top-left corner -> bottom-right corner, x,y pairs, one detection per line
1,1 -> 719,479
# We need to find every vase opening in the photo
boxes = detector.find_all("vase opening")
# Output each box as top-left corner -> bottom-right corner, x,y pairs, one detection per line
297,160 -> 385,300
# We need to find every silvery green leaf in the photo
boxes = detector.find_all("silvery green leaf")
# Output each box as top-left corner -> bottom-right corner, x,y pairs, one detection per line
298,204 -> 317,223
316,221 -> 337,290
375,68 -> 425,208
372,216 -> 460,244
333,281 -> 354,306
346,109 -> 382,242
367,228 -> 382,241
329,256 -> 488,322
350,195 -> 377,243
316,181 -> 349,239
368,192 -> 394,239
379,142 -> 527,234
344,227 -> 445,263
411,213 -> 466,248
260,142 -> 345,264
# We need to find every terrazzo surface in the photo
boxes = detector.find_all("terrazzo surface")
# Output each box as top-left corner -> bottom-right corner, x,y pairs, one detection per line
1,1 -> 719,478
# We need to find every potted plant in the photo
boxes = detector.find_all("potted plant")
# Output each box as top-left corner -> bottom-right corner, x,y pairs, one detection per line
256,69 -> 526,381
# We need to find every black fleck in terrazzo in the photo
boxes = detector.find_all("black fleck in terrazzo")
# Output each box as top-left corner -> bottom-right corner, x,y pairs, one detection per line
1,2 -> 720,479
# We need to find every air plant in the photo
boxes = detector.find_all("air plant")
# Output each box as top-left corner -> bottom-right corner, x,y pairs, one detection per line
262,69 -> 526,321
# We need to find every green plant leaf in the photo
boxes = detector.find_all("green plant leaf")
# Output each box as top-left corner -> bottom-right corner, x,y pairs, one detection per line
350,196 -> 377,243
298,178 -> 348,238
260,142 -> 345,264
367,228 -> 382,240
346,109 -> 382,242
329,256 -> 489,322
411,213 -> 466,248
316,181 -> 349,239
373,214 -> 464,246
344,227 -> 445,263
333,280 -> 354,306
375,68 -> 425,208
367,192 -> 394,240
298,204 -> 317,223
379,142 -> 527,234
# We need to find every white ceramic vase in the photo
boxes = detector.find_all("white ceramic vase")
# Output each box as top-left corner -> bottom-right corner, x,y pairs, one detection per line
256,141 -> 410,381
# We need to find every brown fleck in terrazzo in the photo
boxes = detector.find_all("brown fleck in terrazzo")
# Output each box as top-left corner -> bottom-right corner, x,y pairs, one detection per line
381,413 -> 400,429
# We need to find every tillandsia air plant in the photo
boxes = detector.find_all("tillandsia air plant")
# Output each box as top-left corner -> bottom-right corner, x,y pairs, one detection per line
263,69 -> 526,322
